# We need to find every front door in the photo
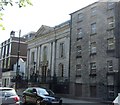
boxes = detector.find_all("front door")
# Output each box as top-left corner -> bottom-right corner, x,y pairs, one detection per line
90,86 -> 96,97
42,66 -> 47,82
75,83 -> 82,97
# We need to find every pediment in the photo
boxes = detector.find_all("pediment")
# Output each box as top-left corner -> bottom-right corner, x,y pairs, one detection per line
35,25 -> 54,37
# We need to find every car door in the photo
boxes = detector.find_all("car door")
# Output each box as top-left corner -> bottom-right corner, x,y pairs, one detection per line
24,88 -> 34,103
30,88 -> 38,103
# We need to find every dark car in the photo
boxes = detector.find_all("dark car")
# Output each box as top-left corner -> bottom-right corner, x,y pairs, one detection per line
22,87 -> 62,105
0,87 -> 20,105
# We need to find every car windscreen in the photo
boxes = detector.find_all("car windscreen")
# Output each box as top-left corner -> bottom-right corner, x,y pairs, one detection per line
37,88 -> 54,96
37,88 -> 49,95
46,90 -> 54,96
0,89 -> 16,97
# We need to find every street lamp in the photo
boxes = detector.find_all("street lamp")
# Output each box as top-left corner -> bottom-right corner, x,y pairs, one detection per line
10,30 -> 21,90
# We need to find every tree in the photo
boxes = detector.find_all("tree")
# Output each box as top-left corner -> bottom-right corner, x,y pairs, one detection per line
0,0 -> 32,30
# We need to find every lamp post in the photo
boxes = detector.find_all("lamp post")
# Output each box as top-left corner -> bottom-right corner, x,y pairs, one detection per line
10,30 -> 21,90
16,30 -> 21,89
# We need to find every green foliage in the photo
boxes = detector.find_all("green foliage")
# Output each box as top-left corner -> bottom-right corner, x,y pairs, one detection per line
0,12 -> 5,30
0,24 -> 5,30
20,0 -> 32,7
0,0 -> 32,9
0,0 -> 32,30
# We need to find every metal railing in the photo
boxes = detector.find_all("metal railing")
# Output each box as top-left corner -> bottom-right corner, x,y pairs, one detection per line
11,75 -> 69,83
29,75 -> 69,84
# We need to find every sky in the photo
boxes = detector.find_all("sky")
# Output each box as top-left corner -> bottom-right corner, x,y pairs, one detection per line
0,0 -> 98,43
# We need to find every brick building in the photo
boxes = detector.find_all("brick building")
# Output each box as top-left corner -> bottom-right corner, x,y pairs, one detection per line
0,33 -> 27,87
0,37 -> 27,71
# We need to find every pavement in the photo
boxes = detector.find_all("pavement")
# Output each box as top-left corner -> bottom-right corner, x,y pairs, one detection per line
61,97 -> 98,104
58,94 -> 112,105
56,92 -> 113,102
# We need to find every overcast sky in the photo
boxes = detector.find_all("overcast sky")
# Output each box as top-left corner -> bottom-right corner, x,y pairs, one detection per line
0,0 -> 98,43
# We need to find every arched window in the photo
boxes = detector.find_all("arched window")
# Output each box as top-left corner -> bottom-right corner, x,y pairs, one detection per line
58,63 -> 64,77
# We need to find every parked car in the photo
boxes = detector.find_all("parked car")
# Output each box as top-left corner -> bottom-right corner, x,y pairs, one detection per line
0,87 -> 20,105
22,87 -> 62,105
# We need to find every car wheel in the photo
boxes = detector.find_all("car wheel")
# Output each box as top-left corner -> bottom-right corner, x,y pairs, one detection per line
59,100 -> 62,105
22,96 -> 27,104
36,99 -> 42,105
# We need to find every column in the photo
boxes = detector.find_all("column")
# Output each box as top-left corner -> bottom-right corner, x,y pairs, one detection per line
51,41 -> 57,76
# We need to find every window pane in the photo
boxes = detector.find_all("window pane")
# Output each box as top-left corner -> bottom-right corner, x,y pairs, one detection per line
90,62 -> 96,74
107,60 -> 113,71
91,7 -> 96,16
107,17 -> 115,29
78,13 -> 83,21
107,29 -> 114,36
90,42 -> 96,54
77,28 -> 83,39
107,38 -> 115,50
76,46 -> 82,58
76,64 -> 81,71
91,23 -> 96,34
107,2 -> 114,10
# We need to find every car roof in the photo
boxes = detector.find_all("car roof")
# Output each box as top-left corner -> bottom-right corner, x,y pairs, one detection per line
27,87 -> 50,91
28,87 -> 46,89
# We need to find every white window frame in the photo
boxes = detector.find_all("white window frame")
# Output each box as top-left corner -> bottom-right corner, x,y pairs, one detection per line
107,38 -> 115,50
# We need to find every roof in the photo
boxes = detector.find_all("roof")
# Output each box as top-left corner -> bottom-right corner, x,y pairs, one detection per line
55,20 -> 70,28
70,1 -> 98,15
35,25 -> 54,38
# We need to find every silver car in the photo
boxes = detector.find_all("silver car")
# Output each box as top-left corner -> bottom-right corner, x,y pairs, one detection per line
0,87 -> 20,105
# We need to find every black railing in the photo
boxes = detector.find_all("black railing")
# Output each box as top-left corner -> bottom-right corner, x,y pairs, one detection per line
29,74 -> 69,84
11,75 -> 70,93
11,75 -> 28,88
11,74 -> 69,84
11,75 -> 28,82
